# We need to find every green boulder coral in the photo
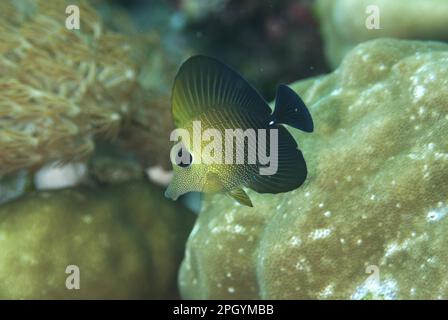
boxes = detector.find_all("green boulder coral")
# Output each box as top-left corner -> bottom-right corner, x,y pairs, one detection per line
179,39 -> 448,299
316,0 -> 448,67
0,180 -> 195,299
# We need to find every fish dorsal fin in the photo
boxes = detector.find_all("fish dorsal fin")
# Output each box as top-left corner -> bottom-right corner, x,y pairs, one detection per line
272,84 -> 314,132
246,125 -> 308,194
172,55 -> 271,127
228,187 -> 253,207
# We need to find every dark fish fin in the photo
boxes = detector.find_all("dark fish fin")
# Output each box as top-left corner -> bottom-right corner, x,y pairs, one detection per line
172,55 -> 271,127
247,125 -> 307,194
228,188 -> 253,207
271,84 -> 314,133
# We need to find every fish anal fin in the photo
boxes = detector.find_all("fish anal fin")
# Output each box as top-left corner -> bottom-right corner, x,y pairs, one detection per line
228,187 -> 253,207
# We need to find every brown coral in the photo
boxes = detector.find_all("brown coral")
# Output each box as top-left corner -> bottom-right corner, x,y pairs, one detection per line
0,0 -> 157,176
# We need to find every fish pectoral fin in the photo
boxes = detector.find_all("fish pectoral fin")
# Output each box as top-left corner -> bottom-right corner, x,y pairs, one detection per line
228,188 -> 253,207
203,171 -> 224,192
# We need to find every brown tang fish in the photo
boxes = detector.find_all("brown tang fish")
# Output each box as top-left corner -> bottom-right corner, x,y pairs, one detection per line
164,55 -> 313,207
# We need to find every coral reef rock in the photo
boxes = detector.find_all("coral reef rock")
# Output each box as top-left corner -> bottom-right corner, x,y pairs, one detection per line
179,39 -> 448,299
316,0 -> 448,67
0,171 -> 30,205
0,180 -> 195,299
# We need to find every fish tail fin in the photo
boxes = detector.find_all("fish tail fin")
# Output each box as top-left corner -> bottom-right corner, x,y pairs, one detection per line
269,84 -> 314,133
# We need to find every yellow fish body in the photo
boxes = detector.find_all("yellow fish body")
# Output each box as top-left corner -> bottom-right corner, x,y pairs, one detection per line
165,56 -> 313,207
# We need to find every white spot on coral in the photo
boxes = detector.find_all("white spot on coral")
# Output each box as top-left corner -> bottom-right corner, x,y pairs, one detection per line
426,206 -> 448,222
418,106 -> 426,116
82,215 -> 93,224
426,256 -> 436,264
225,210 -> 235,224
34,162 -> 87,190
427,143 -> 436,151
413,86 -> 426,101
288,236 -> 302,247
408,152 -> 423,160
232,224 -> 246,234
352,278 -> 398,300
330,88 -> 343,96
324,211 -> 332,217
295,258 -> 311,272
125,69 -> 135,79
434,152 -> 448,161
318,284 -> 335,298
384,242 -> 399,258
110,113 -> 120,121
309,228 -> 332,240
227,287 -> 235,293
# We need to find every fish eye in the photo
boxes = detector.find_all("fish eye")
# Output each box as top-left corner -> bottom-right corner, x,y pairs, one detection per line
175,147 -> 193,168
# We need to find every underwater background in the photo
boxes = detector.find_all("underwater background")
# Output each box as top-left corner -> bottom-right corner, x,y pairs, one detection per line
0,0 -> 447,299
